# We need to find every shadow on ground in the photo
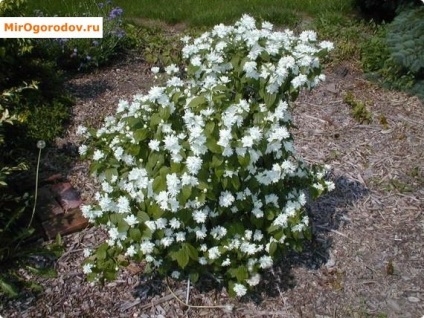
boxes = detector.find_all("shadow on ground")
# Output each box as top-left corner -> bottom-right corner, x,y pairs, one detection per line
249,174 -> 369,301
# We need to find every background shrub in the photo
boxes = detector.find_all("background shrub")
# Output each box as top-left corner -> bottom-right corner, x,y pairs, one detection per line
360,5 -> 424,100
354,0 -> 421,22
31,1 -> 129,71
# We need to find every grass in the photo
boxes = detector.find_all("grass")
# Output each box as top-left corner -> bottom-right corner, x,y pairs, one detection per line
26,0 -> 354,28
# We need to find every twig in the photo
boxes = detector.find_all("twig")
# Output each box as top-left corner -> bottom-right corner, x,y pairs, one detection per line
165,277 -> 233,311
186,278 -> 190,305
314,225 -> 359,243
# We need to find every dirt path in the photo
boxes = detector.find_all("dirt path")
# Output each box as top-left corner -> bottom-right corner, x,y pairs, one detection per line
1,52 -> 423,317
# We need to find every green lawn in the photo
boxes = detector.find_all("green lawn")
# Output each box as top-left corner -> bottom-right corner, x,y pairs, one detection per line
27,0 -> 353,27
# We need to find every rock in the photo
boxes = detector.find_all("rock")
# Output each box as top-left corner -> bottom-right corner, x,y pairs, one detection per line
386,299 -> 401,312
407,296 -> 420,303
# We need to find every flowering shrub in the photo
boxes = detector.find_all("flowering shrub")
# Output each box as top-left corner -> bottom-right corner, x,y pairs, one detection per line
79,15 -> 335,297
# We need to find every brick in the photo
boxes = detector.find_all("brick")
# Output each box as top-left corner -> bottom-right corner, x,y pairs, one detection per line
41,208 -> 89,239
51,182 -> 82,210
36,186 -> 64,221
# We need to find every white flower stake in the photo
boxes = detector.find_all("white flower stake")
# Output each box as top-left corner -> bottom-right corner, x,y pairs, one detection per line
80,15 -> 334,297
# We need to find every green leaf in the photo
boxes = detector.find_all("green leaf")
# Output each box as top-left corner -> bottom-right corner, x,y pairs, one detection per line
129,228 -> 142,241
181,186 -> 192,202
152,176 -> 166,192
150,203 -> 164,218
206,138 -> 222,154
136,211 -> 149,223
231,176 -> 240,190
189,272 -> 199,283
26,266 -> 57,278
134,128 -> 148,142
183,243 -> 198,261
96,243 -> 108,260
211,154 -> 223,168
264,93 -> 277,107
237,154 -> 250,168
171,248 -> 189,269
268,242 -> 278,256
0,279 -> 18,297
205,121 -> 215,136
159,106 -> 171,120
105,168 -> 118,182
150,113 -> 162,128
188,96 -> 207,108
228,266 -> 248,281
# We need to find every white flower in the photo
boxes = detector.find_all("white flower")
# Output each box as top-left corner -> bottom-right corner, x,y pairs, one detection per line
108,227 -> 119,241
193,210 -> 208,223
210,226 -> 227,240
241,135 -> 254,148
198,257 -> 207,265
165,64 -> 179,75
171,271 -> 180,279
93,150 -> 105,161
76,125 -> 88,136
325,180 -> 335,191
244,230 -> 253,240
117,196 -> 130,213
222,258 -> 231,266
175,231 -> 186,242
148,86 -> 165,102
253,230 -> 264,242
148,139 -> 160,151
219,191 -> 235,207
83,263 -> 94,274
233,283 -> 247,297
186,156 -> 203,175
140,241 -> 155,254
166,173 -> 181,196
319,41 -> 334,51
169,218 -> 181,229
78,145 -> 88,156
161,236 -> 174,247
259,255 -> 273,269
208,247 -> 221,260
125,245 -> 137,257
151,66 -> 160,74
195,225 -> 207,240
156,218 -> 168,229
163,134 -> 181,154
246,274 -> 261,286
145,220 -> 156,231
124,214 -> 139,227
300,30 -> 317,42
83,248 -> 92,258
268,126 -> 289,142
240,242 -> 257,255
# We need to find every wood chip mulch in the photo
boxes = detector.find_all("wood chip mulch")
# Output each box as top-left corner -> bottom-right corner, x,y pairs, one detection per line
1,51 -> 423,318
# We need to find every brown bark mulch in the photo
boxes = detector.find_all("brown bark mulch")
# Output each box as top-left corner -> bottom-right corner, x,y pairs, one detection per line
1,50 -> 423,318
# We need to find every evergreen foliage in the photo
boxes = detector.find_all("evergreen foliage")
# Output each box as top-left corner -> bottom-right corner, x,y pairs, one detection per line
386,6 -> 424,77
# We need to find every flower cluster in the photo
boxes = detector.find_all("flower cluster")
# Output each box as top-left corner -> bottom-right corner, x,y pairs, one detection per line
79,15 -> 334,297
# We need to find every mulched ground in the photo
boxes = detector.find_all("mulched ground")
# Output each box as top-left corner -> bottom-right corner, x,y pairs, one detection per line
1,47 -> 423,317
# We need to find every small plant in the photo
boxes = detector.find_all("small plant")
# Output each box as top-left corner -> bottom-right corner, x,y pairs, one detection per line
79,15 -> 335,298
343,91 -> 373,124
